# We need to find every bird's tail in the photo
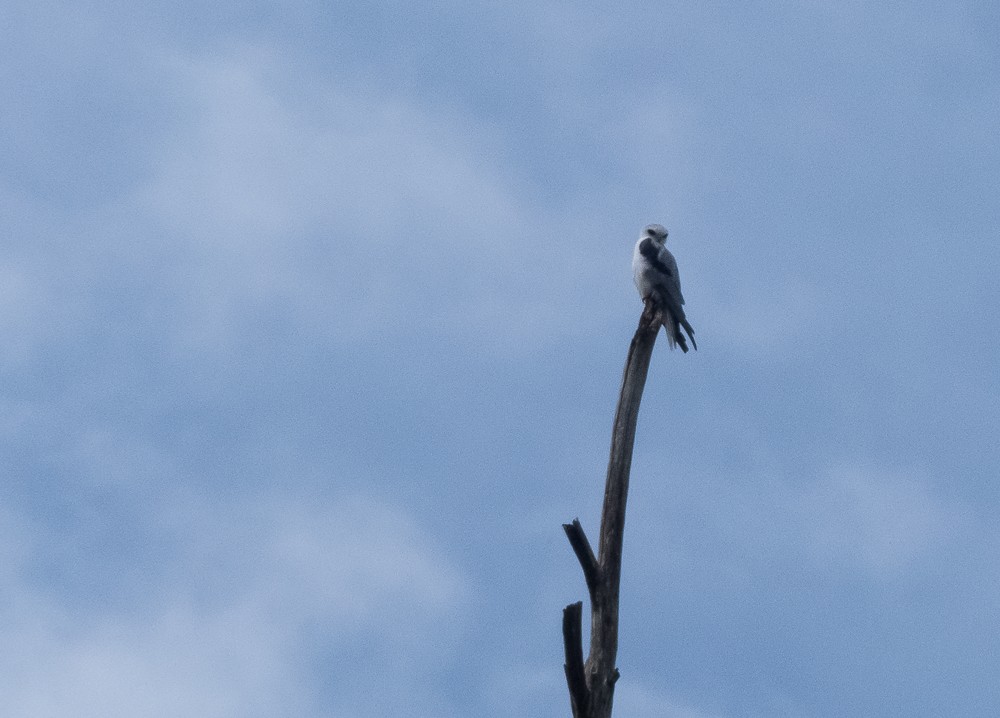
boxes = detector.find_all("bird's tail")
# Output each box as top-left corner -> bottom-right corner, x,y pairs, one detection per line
651,292 -> 696,353
680,318 -> 697,351
661,312 -> 690,353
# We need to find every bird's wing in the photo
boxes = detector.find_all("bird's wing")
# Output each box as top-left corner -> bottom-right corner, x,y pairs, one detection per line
637,238 -> 673,280
653,246 -> 685,307
659,247 -> 696,348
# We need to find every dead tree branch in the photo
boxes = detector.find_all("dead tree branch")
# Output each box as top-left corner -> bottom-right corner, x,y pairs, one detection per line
562,298 -> 661,718
563,601 -> 588,718
563,518 -> 600,603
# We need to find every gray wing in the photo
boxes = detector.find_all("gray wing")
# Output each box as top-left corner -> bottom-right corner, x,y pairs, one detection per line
654,246 -> 685,308
652,246 -> 697,351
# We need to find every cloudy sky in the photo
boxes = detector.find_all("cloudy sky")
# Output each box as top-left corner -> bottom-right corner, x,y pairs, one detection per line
3,1 -> 999,715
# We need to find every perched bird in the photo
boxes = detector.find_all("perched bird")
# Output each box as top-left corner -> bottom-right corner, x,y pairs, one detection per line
632,224 -> 697,352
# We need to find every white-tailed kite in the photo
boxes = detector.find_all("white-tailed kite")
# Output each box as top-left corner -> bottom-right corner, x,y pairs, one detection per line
632,223 -> 697,352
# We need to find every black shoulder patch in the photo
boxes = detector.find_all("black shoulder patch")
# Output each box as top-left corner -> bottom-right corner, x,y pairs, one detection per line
639,238 -> 672,277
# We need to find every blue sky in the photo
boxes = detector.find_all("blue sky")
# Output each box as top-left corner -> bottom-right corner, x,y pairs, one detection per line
3,1 -> 999,715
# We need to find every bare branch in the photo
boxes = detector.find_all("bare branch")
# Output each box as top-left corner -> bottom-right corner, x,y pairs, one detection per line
562,302 -> 662,718
562,601 -> 588,718
563,519 -> 600,602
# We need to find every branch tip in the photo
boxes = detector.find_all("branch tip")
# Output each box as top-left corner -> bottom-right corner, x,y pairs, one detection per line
563,519 -> 601,598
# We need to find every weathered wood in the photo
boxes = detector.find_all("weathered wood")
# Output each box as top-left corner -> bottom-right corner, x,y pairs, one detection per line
562,299 -> 661,718
563,519 -> 600,603
563,601 -> 588,718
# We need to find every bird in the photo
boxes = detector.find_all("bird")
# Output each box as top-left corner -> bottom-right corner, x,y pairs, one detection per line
632,223 -> 697,352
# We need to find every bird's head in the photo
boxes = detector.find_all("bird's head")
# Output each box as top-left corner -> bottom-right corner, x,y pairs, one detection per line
644,224 -> 668,244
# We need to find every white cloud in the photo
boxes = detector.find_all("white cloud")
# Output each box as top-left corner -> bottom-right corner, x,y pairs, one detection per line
0,492 -> 469,717
129,45 -> 596,353
797,465 -> 955,574
631,458 -> 970,586
5,31 -> 664,363
0,607 -> 307,718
